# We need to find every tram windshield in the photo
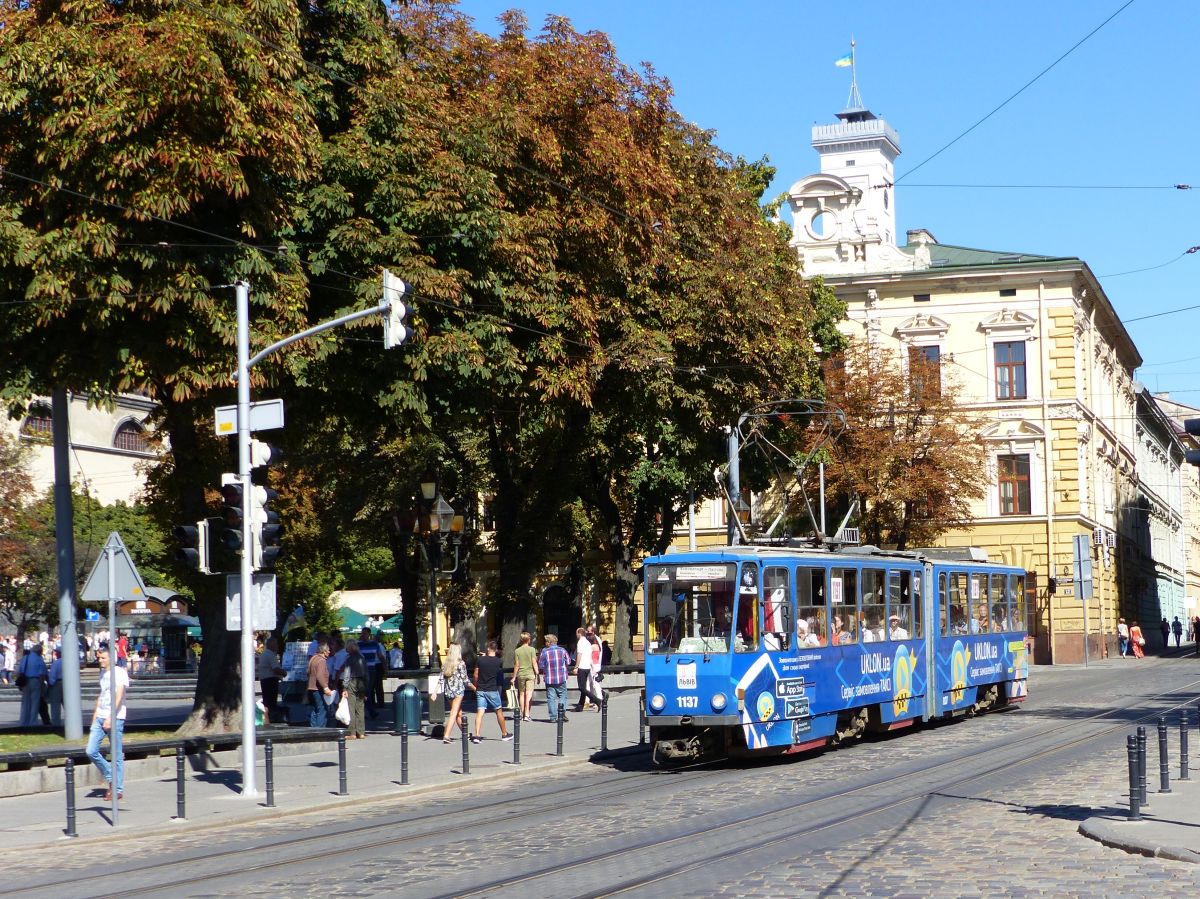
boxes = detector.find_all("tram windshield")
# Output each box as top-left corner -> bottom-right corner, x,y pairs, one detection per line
645,563 -> 736,654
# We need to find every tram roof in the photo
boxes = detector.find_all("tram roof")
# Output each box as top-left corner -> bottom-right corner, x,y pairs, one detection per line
647,543 -> 1020,569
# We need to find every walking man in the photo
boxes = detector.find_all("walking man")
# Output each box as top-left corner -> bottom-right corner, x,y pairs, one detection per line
1172,616 -> 1183,647
307,638 -> 334,727
471,640 -> 512,743
358,627 -> 384,719
86,645 -> 128,801
538,633 -> 570,723
16,643 -> 47,726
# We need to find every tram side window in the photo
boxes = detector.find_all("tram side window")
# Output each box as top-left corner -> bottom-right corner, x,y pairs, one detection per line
860,568 -> 886,643
940,573 -> 949,637
735,564 -> 758,653
911,571 -> 923,638
888,571 -> 913,640
949,572 -> 970,635
969,574 -> 988,633
762,567 -> 792,651
797,567 -> 826,647
990,574 -> 1008,632
831,568 -> 858,645
1011,575 -> 1027,632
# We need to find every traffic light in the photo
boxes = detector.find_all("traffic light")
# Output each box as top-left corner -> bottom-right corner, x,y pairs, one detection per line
250,438 -> 282,468
220,474 -> 244,559
250,484 -> 282,570
382,268 -> 411,349
1184,419 -> 1200,466
173,520 -> 212,574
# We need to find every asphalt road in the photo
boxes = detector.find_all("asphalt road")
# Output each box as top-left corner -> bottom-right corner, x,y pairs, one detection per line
11,657 -> 1200,897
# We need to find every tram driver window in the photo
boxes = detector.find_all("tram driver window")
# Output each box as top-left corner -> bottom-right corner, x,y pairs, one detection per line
861,568 -> 886,643
762,567 -> 792,651
735,564 -> 758,652
797,567 -> 826,647
831,568 -> 857,645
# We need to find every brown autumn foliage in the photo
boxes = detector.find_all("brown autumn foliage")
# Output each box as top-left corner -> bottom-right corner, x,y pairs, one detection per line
817,340 -> 987,550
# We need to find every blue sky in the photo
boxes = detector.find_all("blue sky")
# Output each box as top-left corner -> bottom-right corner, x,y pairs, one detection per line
457,1 -> 1199,396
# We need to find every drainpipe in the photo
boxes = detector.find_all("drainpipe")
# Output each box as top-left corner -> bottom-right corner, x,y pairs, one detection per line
1039,279 -> 1055,663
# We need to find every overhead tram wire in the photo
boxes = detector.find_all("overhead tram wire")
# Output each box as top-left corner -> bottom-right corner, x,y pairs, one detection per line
1101,246 -> 1200,279
895,0 -> 1138,184
897,182 -> 1192,191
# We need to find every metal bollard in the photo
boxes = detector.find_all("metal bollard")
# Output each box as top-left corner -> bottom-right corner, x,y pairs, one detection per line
1137,725 -> 1150,806
174,746 -> 186,819
337,731 -> 348,796
556,704 -> 565,757
461,717 -> 470,776
639,690 -> 646,745
1182,712 -> 1191,781
264,739 -> 275,808
400,722 -> 409,785
64,758 -> 78,838
513,708 -> 521,765
1159,716 -> 1172,793
1127,734 -> 1142,821
601,696 -> 609,751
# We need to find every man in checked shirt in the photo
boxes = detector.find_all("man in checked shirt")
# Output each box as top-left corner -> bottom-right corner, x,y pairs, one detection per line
537,633 -> 571,723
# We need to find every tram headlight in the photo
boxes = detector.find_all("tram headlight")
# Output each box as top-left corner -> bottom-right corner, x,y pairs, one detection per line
649,693 -> 666,712
710,692 -> 727,712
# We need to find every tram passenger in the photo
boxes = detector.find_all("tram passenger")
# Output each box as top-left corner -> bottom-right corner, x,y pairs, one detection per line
888,614 -> 909,640
797,618 -> 820,649
973,607 -> 988,634
950,606 -> 968,635
862,616 -> 884,643
832,614 -> 854,645
991,604 -> 1006,633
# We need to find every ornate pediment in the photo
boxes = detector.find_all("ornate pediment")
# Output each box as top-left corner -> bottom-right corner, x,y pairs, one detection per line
894,314 -> 951,341
980,419 -> 1045,440
978,308 -> 1036,336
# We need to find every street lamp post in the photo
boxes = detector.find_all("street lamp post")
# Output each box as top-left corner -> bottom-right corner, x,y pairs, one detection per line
415,482 -> 463,670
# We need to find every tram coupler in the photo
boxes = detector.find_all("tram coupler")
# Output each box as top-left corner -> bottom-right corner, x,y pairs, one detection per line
1127,734 -> 1142,821
1158,716 -> 1172,793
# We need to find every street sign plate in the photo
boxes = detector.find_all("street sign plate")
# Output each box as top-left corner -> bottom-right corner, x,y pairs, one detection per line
214,398 -> 285,436
80,532 -> 150,603
226,574 -> 278,631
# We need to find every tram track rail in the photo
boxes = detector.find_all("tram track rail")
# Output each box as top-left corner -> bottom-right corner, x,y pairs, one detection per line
27,675 -> 1200,896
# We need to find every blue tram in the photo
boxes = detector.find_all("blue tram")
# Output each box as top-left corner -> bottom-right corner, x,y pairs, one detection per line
643,544 -> 1029,763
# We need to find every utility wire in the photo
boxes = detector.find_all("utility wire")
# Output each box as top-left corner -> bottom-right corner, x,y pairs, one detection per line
899,183 -> 1191,191
895,0 -> 1137,183
1101,246 -> 1200,279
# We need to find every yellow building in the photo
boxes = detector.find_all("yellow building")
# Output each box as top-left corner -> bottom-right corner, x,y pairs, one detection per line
776,100 -> 1187,664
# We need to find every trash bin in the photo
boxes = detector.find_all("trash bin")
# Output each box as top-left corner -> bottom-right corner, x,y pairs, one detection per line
393,683 -> 422,735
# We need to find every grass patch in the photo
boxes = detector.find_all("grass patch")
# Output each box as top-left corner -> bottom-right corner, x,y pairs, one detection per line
0,729 -> 180,754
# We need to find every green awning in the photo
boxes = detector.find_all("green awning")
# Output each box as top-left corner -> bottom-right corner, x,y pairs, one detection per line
377,612 -> 404,633
338,607 -> 369,631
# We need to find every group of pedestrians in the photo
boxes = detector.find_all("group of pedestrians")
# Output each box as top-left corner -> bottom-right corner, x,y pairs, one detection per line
434,626 -> 607,744
1117,615 -> 1200,659
305,628 -> 386,738
15,643 -> 64,727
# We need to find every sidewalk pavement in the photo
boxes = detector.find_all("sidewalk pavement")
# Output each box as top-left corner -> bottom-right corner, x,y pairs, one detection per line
1081,767 -> 1200,864
0,690 -> 645,852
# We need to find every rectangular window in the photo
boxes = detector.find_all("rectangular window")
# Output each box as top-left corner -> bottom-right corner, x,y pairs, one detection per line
908,345 -> 942,399
948,572 -> 969,635
762,567 -> 792,650
860,568 -> 887,643
887,570 -> 915,640
998,454 -> 1032,515
831,568 -> 858,645
990,574 -> 1008,632
645,563 -> 736,654
797,568 -> 827,647
995,340 -> 1027,399
735,563 -> 759,653
914,293 -> 930,303
999,288 -> 1017,297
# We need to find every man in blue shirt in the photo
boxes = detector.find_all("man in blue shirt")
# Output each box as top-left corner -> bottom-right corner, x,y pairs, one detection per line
358,627 -> 384,720
537,634 -> 571,723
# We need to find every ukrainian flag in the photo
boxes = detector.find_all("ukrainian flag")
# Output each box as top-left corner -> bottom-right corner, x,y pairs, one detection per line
835,52 -> 853,68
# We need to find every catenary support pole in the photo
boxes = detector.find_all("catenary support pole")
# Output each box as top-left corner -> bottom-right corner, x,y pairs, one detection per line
51,389 -> 82,741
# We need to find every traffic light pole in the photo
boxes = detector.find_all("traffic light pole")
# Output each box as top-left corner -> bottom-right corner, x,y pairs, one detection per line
235,282 -> 257,797
232,278 -> 402,798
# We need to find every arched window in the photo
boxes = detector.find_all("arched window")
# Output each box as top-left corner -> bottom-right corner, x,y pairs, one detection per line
113,420 -> 150,453
19,403 -> 53,440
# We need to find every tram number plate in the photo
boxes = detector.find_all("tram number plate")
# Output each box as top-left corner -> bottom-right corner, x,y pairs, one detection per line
676,662 -> 697,690
784,697 -> 810,719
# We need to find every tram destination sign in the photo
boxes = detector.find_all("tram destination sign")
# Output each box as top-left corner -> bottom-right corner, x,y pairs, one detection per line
674,565 -> 727,581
